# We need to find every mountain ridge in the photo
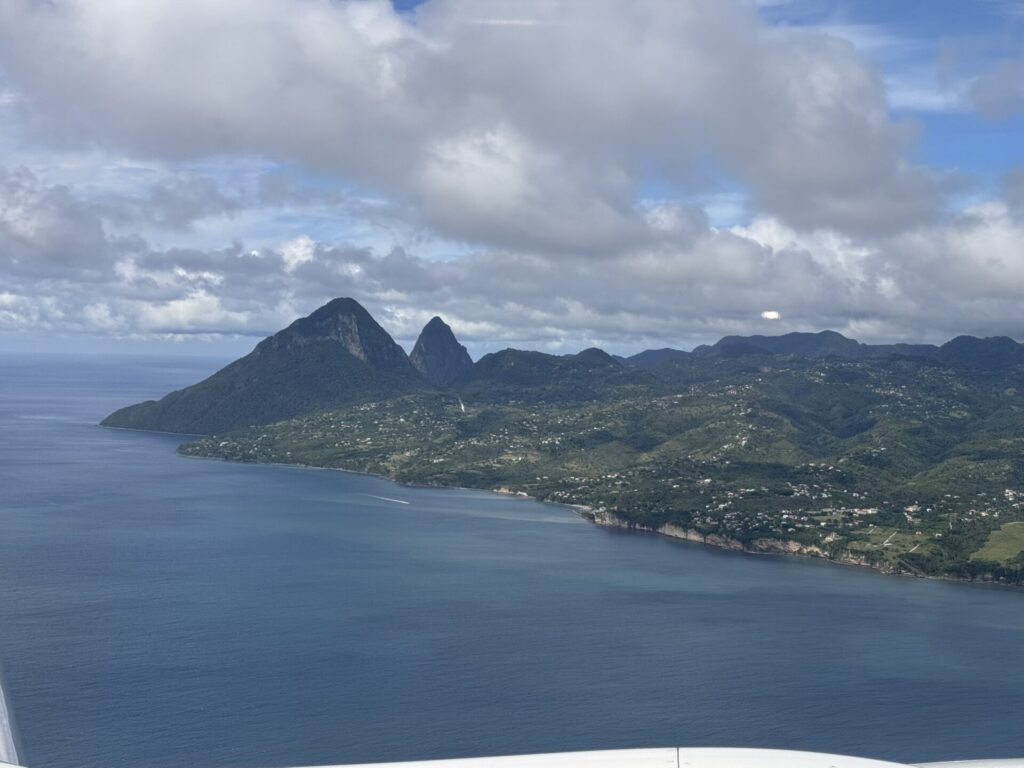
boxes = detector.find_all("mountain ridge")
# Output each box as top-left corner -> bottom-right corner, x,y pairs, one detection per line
634,330 -> 1023,368
102,297 -> 1024,434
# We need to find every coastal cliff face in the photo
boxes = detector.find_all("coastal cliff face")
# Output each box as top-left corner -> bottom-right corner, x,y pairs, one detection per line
580,508 -> 903,573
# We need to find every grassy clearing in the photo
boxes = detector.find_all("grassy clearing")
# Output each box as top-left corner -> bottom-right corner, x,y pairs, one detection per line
973,521 -> 1024,563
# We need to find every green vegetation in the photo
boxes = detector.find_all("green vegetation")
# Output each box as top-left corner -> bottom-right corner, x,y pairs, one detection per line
101,298 -> 1024,584
179,352 -> 1024,585
973,522 -> 1024,564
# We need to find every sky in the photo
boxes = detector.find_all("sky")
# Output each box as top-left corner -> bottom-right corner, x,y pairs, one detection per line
1,0 -> 1023,358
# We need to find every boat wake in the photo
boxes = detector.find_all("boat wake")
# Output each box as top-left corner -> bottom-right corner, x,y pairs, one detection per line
360,494 -> 410,505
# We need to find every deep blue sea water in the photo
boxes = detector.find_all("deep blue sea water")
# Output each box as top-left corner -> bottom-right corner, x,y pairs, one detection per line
0,353 -> 1022,768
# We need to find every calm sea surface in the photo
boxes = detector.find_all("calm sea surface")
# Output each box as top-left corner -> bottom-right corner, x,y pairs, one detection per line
0,354 -> 1022,768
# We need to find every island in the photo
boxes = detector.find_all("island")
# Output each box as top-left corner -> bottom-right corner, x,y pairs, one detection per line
104,297 -> 1024,585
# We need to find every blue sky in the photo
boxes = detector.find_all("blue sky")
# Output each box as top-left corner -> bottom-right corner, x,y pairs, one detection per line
0,0 -> 1022,357
771,0 -> 1024,189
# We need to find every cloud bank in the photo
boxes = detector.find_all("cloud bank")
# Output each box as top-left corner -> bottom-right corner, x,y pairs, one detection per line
0,0 -> 1021,352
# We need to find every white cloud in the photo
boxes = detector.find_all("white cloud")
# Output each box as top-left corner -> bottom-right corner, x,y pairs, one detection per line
136,290 -> 251,334
280,235 -> 317,273
2,161 -> 1024,349
0,1 -> 1020,351
82,302 -> 121,331
0,0 -> 943,245
885,71 -> 969,113
0,292 -> 64,331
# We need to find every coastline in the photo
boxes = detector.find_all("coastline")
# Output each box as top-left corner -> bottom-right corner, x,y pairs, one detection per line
561,508 -> 1022,590
159,433 -> 1023,590
579,507 -> 901,576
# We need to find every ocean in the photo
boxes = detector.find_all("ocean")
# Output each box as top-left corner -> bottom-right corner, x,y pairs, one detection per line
0,353 -> 1022,768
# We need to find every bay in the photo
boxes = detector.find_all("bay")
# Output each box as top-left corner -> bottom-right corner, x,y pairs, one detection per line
0,354 -> 1022,768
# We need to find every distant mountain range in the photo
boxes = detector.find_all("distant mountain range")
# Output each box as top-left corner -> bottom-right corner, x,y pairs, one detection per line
625,329 -> 1024,368
103,297 -> 1024,435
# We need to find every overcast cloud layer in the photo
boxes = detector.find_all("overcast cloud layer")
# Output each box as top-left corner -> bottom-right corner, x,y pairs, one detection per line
0,0 -> 1022,354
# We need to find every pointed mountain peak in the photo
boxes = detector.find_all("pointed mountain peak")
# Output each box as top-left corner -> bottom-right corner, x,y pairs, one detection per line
101,297 -> 424,435
290,297 -> 374,334
261,297 -> 412,371
410,316 -> 473,387
422,316 -> 450,332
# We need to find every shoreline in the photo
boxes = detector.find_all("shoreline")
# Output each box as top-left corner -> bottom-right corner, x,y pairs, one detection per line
559,507 -> 1023,590
161,435 -> 1023,590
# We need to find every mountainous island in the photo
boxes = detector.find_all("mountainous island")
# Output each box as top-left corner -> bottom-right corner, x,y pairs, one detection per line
103,298 -> 1024,585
